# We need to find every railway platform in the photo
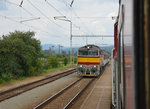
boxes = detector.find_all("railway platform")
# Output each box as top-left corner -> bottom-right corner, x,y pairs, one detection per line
79,64 -> 112,109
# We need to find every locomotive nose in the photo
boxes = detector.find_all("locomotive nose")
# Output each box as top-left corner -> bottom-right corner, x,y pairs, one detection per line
91,67 -> 97,73
78,67 -> 84,73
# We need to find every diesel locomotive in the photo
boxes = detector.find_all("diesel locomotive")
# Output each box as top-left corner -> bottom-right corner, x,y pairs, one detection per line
77,44 -> 104,76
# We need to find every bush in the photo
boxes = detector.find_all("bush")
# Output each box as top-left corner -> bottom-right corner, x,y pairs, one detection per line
1,73 -> 13,82
43,63 -> 49,69
73,57 -> 77,64
63,57 -> 68,66
0,31 -> 42,79
48,56 -> 60,68
0,78 -> 5,84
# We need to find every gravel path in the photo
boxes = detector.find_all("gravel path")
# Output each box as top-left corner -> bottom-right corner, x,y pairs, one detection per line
0,73 -> 79,109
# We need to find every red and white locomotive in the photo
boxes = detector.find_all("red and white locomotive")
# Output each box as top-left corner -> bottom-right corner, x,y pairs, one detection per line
77,44 -> 104,76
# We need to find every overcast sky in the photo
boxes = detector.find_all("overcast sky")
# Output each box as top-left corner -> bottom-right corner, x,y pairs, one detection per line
0,0 -> 119,47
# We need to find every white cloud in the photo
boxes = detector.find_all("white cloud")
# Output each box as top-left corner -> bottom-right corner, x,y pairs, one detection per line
0,0 -> 118,46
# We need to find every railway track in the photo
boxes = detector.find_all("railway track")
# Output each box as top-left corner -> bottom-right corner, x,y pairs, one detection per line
34,77 -> 94,109
0,68 -> 76,102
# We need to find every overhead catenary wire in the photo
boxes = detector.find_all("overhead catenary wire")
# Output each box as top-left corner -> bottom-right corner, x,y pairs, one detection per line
4,0 -> 54,32
45,0 -> 114,45
0,16 -> 113,19
68,17 -> 115,19
68,6 -> 115,45
45,0 -> 81,33
5,0 -> 35,17
45,0 -> 64,16
6,0 -> 69,32
5,0 -> 93,35
56,0 -> 109,35
57,0 -> 70,7
0,14 -> 43,32
27,0 -> 69,31
56,0 -> 94,35
69,7 -> 94,45
71,8 -> 94,35
2,0 -> 113,44
3,0 -> 71,39
44,0 -> 80,30
0,14 -> 68,38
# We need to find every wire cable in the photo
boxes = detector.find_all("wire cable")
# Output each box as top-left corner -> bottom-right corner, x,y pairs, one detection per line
5,0 -> 35,17
45,0 -> 81,33
6,0 -> 68,31
5,0 -> 52,30
0,14 -> 68,37
27,0 -> 68,31
71,8 -> 94,35
57,0 -> 93,35
56,0 -> 98,35
45,0 -> 64,16
68,16 -> 115,19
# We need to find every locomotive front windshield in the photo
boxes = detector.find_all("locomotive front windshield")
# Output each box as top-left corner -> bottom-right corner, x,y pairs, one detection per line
78,50 -> 98,56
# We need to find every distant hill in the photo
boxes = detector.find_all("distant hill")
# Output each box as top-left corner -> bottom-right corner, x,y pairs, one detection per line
41,44 -> 114,54
101,45 -> 114,53
41,44 -> 77,54
41,44 -> 55,50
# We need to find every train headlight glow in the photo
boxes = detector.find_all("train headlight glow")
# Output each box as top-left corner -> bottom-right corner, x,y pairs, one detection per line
80,65 -> 83,67
93,65 -> 97,68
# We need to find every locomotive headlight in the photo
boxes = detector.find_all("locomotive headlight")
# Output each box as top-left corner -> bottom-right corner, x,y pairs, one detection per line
93,65 -> 97,68
80,65 -> 83,67
78,65 -> 84,73
91,66 -> 97,73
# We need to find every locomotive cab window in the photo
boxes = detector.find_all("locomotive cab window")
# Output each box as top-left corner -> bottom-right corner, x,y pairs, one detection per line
78,50 -> 88,56
88,50 -> 98,56
78,50 -> 98,56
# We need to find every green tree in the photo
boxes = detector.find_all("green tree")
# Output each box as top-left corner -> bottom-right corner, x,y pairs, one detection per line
48,56 -> 60,68
63,57 -> 68,66
0,31 -> 42,81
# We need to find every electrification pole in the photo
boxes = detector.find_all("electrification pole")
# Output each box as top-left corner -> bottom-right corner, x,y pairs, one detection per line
70,21 -> 72,65
54,16 -> 73,65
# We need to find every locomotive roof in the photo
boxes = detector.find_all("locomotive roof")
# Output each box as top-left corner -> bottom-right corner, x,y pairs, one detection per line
78,44 -> 102,51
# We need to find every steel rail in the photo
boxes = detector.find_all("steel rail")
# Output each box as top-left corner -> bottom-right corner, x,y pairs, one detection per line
33,62 -> 108,109
63,62 -> 109,109
0,68 -> 76,102
33,78 -> 82,109
63,78 -> 94,109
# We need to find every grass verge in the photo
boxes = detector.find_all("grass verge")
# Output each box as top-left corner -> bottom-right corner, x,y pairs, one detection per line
0,64 -> 76,85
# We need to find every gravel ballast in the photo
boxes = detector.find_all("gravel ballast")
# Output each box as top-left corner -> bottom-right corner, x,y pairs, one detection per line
0,73 -> 79,109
